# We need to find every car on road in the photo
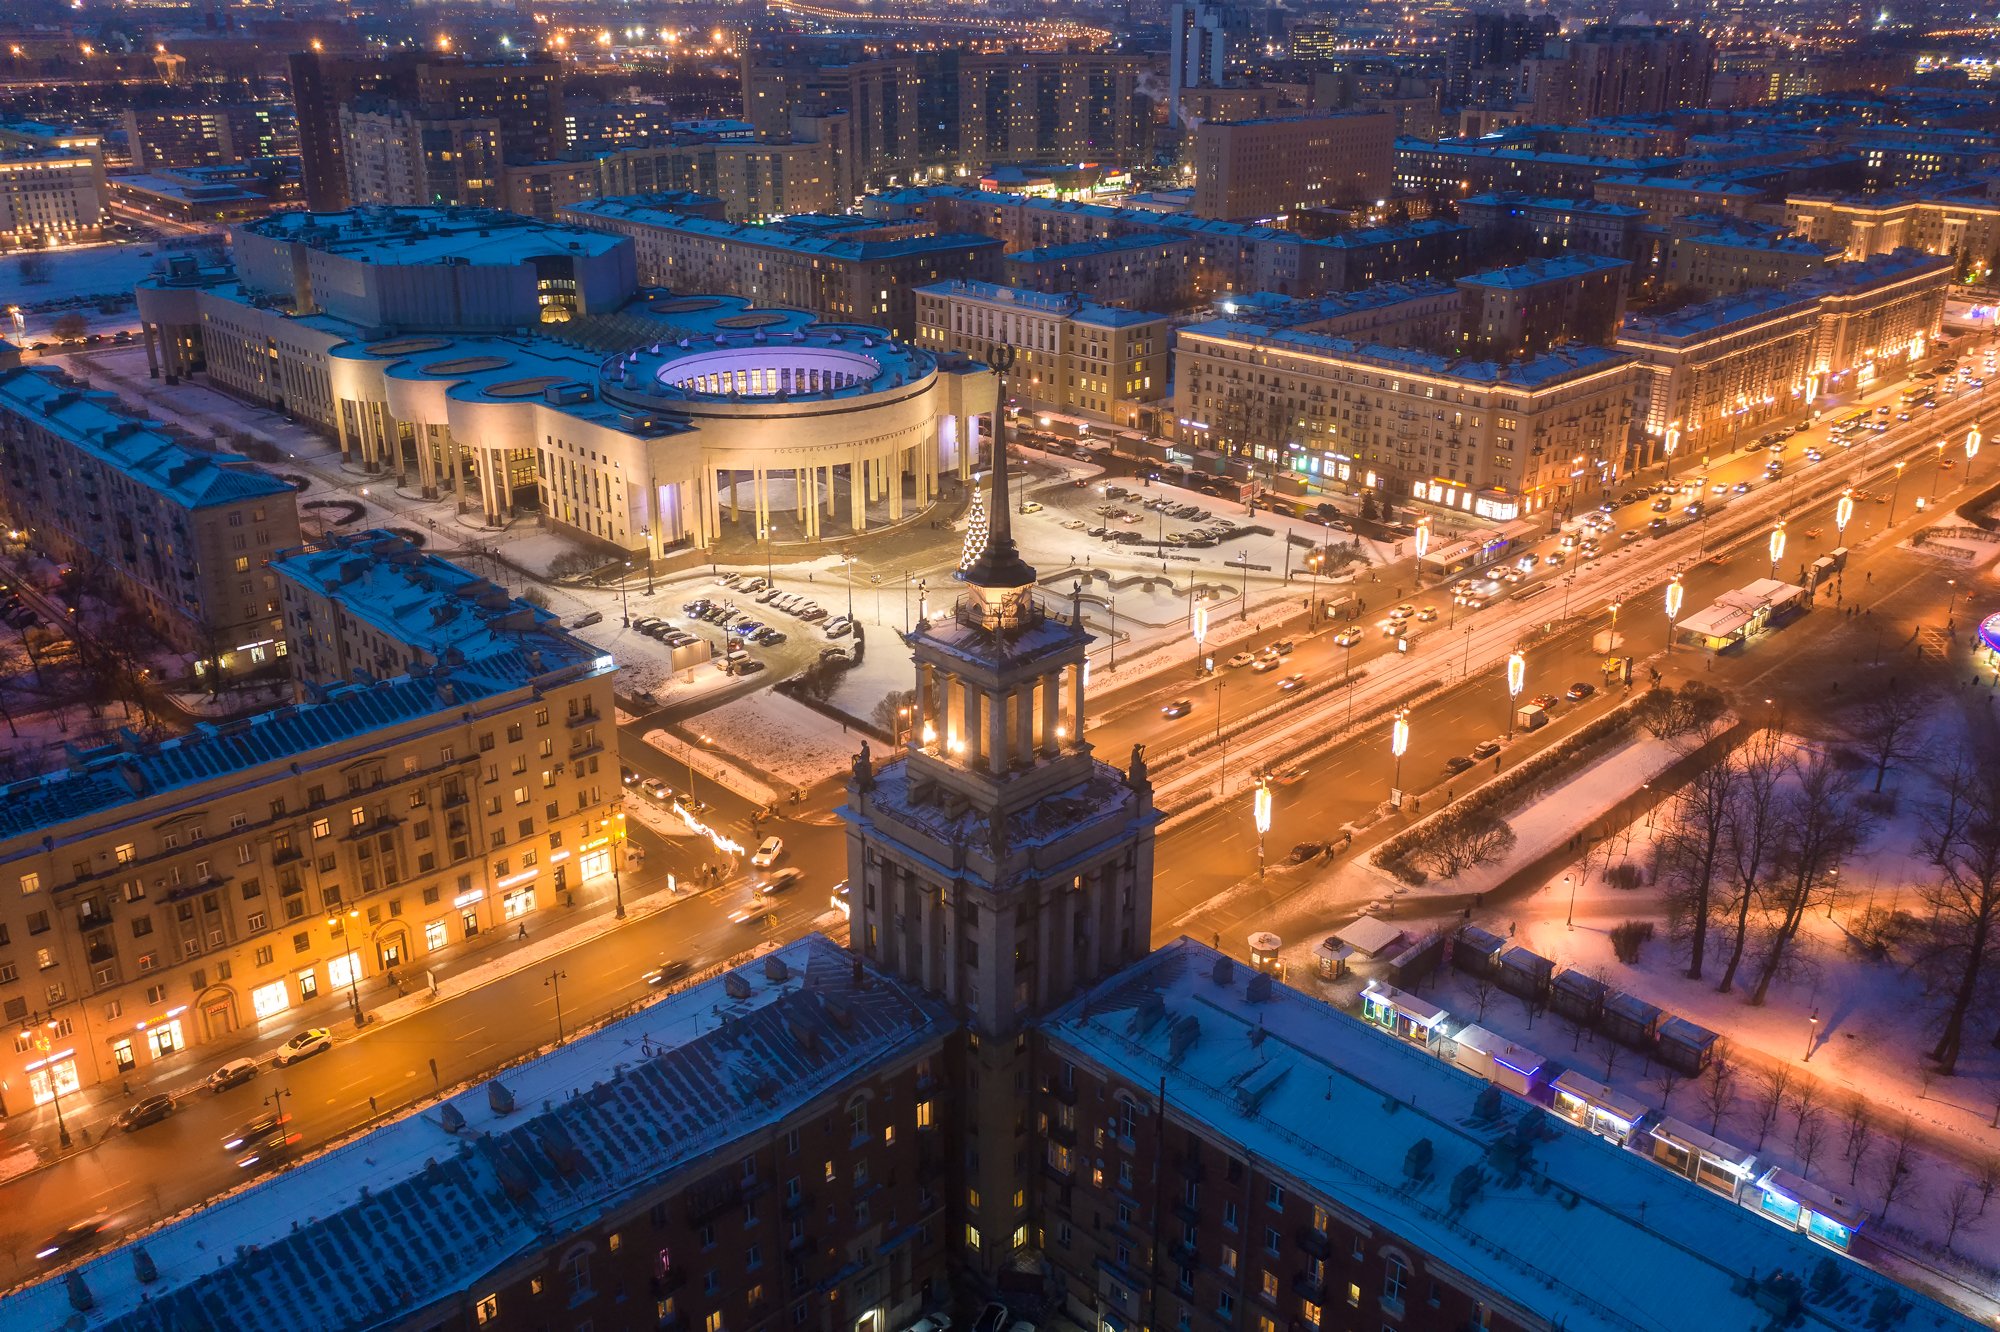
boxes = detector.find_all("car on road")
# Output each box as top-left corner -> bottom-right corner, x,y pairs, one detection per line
235,1126 -> 299,1172
1532,692 -> 1560,709
1732,481 -> 1752,494
1333,627 -> 1363,647
117,1094 -> 175,1132
1273,765 -> 1310,787
1647,518 -> 1669,534
1498,567 -> 1523,583
275,1028 -> 331,1067
1226,651 -> 1254,668
1651,496 -> 1672,512
207,1057 -> 258,1093
1277,672 -> 1306,692
729,904 -> 776,928
1471,739 -> 1503,760
34,1220 -> 107,1263
1251,655 -> 1280,672
1544,551 -> 1565,566
1566,681 -> 1597,701
1269,638 -> 1295,655
1388,603 -> 1414,620
760,867 -> 805,895
1443,755 -> 1476,775
571,611 -> 603,629
1379,620 -> 1407,639
1711,482 -> 1729,494
641,777 -> 671,801
1414,606 -> 1438,622
1621,530 -> 1642,542
648,959 -> 692,986
1161,697 -> 1194,719
220,1112 -> 284,1151
751,837 -> 785,868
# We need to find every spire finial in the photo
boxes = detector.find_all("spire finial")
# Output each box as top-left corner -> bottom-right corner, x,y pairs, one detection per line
958,344 -> 1037,592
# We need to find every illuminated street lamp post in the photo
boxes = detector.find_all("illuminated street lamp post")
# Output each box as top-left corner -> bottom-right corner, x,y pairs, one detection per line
1768,521 -> 1786,581
1506,651 -> 1525,738
545,968 -> 569,1044
22,1019 -> 70,1146
1565,872 -> 1578,930
611,810 -> 627,920
1253,778 -> 1273,880
328,909 -> 365,1027
1390,709 -> 1410,808
1663,422 -> 1681,482
1414,516 -> 1431,576
1192,600 -> 1208,678
1968,423 -> 1984,486
1665,574 -> 1684,655
638,525 -> 654,595
1835,490 -> 1854,544
619,560 -> 632,627
1932,438 -> 1948,500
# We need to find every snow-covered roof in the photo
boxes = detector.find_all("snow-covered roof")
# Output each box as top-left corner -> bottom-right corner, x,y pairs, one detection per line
1,936 -> 953,1332
1043,939 -> 1980,1332
1335,915 -> 1407,957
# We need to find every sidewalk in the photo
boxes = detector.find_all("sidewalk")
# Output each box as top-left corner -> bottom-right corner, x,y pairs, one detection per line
7,870 -> 711,1169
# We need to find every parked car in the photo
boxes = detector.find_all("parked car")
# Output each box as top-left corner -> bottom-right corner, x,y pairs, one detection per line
571,611 -> 603,629
1471,739 -> 1503,760
974,1303 -> 1011,1332
1443,755 -> 1476,775
117,1094 -> 175,1132
206,1057 -> 258,1093
1226,651 -> 1254,668
1566,681 -> 1597,701
751,837 -> 785,869
274,1028 -> 331,1067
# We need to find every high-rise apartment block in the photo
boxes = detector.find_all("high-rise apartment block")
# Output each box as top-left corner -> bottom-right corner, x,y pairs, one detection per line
1519,26 -> 1714,124
1456,254 -> 1630,357
1190,112 -> 1394,221
122,104 -> 292,172
289,52 -> 564,210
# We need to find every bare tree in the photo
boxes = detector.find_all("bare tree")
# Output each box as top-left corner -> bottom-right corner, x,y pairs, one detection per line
1749,752 -> 1867,1006
17,253 -> 51,284
1851,690 -> 1931,794
1788,1079 -> 1822,1146
50,311 -> 87,342
1719,731 -> 1790,994
1945,1179 -> 1981,1253
1634,680 -> 1730,741
1845,1097 -> 1876,1186
1558,1012 -> 1588,1052
1753,1065 -> 1793,1150
1914,739 -> 2000,1074
1602,1039 -> 1621,1085
1409,810 -> 1517,879
1658,751 -> 1740,982
1652,1065 -> 1683,1110
1977,1157 -> 2000,1216
1696,1055 -> 1736,1134
1878,1118 -> 1920,1219
1468,977 -> 1495,1020
1799,1110 -> 1830,1174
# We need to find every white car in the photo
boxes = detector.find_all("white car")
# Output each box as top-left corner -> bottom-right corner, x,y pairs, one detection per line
274,1028 -> 331,1067
1333,627 -> 1362,647
751,836 -> 784,868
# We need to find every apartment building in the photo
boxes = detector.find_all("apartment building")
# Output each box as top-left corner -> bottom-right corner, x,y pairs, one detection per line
0,147 -> 104,248
122,104 -> 291,172
560,198 -> 1000,340
1190,112 -> 1394,221
915,281 -> 1167,429
0,365 -> 299,678
1175,320 -> 1640,518
1455,254 -> 1629,357
1665,232 -> 1840,296
1000,234 -> 1194,312
1456,192 -> 1648,262
1617,247 -> 1953,448
0,581 -> 617,1107
1786,187 -> 2000,282
339,105 -> 503,209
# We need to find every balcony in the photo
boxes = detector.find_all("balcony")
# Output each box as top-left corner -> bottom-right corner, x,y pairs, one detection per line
1048,1078 -> 1078,1107
650,1267 -> 686,1298
1294,1226 -> 1330,1259
564,709 -> 601,729
1290,1273 -> 1325,1305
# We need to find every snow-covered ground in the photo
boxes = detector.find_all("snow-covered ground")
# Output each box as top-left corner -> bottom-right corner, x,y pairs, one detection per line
1280,704 -> 2000,1303
684,692 -> 868,792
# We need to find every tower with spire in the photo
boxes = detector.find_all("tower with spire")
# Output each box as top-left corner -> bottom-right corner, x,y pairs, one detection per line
841,354 -> 1158,1281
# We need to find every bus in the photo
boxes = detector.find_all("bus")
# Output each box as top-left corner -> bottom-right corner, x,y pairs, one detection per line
1828,408 -> 1872,443
1900,384 -> 1935,408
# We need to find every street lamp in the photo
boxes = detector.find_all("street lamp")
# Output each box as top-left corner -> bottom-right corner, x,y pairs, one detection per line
327,909 -> 365,1027
619,560 -> 632,627
759,524 -> 774,584
1253,778 -> 1272,880
1191,599 -> 1208,678
1768,521 -> 1786,581
1968,423 -> 1983,486
1804,1010 -> 1819,1062
22,1019 -> 70,1147
611,810 -> 627,920
1888,460 -> 1907,523
1565,872 -> 1577,930
1414,515 -> 1431,568
1932,438 -> 1948,499
1835,490 -> 1854,543
1506,650 -> 1525,737
1390,708 -> 1410,809
842,553 -> 856,623
545,968 -> 569,1044
638,525 -> 654,595
1665,574 -> 1684,654
1663,421 -> 1680,481
686,733 -> 710,803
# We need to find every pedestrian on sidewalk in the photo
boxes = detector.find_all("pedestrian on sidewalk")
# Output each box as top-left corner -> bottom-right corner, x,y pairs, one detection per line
517,922 -> 528,940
